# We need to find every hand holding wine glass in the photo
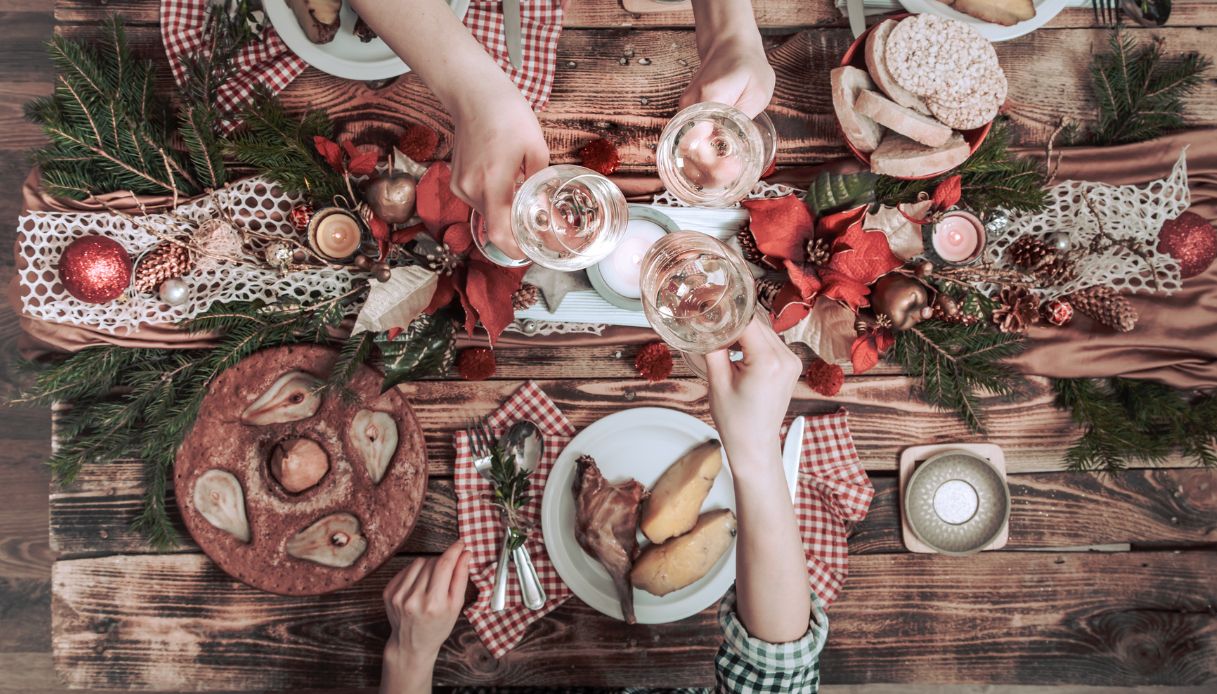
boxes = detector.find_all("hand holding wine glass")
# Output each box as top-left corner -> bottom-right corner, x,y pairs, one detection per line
681,0 -> 775,118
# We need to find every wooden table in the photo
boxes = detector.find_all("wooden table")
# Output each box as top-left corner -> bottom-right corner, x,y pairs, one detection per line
48,1 -> 1217,689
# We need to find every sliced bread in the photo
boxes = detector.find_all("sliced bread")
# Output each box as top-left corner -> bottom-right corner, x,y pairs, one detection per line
953,0 -> 1036,26
854,90 -> 953,148
831,66 -> 884,153
870,132 -> 970,179
864,19 -> 931,116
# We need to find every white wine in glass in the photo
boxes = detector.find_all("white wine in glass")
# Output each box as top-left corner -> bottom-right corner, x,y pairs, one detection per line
473,165 -> 629,271
640,231 -> 757,357
656,102 -> 777,208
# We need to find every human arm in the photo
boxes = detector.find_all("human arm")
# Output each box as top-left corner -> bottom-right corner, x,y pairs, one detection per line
379,540 -> 471,694
681,0 -> 776,118
349,0 -> 548,260
704,318 -> 811,642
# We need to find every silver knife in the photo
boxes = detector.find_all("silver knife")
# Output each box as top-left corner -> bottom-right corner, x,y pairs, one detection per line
504,0 -> 523,69
846,0 -> 866,39
781,416 -> 805,503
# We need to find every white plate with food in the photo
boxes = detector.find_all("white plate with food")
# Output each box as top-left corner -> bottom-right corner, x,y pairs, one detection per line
266,0 -> 472,81
898,0 -> 1069,41
541,408 -> 738,625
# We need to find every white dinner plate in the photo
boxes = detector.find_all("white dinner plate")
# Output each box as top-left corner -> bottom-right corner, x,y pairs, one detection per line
897,0 -> 1069,41
541,408 -> 737,624
265,0 -> 472,81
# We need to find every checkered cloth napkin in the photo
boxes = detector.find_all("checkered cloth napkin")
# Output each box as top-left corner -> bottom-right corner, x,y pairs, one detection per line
784,409 -> 874,605
160,0 -> 565,127
453,381 -> 576,658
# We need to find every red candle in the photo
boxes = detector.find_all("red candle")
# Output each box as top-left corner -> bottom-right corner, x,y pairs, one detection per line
932,211 -> 985,264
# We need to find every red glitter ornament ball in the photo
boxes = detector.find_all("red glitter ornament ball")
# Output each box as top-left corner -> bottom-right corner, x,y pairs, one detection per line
457,348 -> 496,381
634,341 -> 673,382
1158,211 -> 1217,279
579,138 -> 620,176
57,235 -> 132,303
289,203 -> 315,232
1042,298 -> 1074,327
804,357 -> 844,397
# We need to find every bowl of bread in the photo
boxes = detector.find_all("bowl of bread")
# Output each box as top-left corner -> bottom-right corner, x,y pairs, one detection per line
832,13 -> 1008,180
899,0 -> 1070,42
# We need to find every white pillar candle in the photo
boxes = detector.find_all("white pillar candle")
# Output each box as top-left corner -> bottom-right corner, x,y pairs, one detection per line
597,219 -> 667,299
932,211 -> 985,264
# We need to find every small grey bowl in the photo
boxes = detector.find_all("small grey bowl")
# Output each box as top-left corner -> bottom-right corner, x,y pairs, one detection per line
903,450 -> 1010,555
587,205 -> 680,312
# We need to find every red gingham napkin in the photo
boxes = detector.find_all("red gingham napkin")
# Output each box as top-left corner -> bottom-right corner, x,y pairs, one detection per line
453,381 -> 576,658
160,0 -> 565,127
784,409 -> 874,606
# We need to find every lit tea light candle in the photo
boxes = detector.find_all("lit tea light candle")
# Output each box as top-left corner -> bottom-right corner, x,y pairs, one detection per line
931,211 -> 985,265
308,208 -> 364,262
598,218 -> 668,299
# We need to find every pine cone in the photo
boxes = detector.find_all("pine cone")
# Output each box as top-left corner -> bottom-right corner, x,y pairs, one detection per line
806,237 -> 832,266
755,277 -> 784,311
1068,286 -> 1138,332
991,286 -> 1040,334
1033,255 -> 1076,287
512,283 -> 539,311
134,242 -> 192,293
1006,237 -> 1051,269
736,227 -> 766,267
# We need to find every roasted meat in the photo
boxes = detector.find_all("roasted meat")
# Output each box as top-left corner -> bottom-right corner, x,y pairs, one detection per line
572,454 -> 645,623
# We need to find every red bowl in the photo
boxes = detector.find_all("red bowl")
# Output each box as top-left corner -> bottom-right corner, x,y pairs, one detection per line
837,12 -> 992,180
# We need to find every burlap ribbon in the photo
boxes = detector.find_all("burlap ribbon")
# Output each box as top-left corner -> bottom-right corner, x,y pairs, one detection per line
13,130 -> 1217,389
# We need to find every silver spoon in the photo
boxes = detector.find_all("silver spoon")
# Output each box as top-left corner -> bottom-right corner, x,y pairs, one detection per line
500,421 -> 548,610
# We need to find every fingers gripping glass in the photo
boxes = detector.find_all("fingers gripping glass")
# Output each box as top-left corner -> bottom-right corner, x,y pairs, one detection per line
656,102 -> 778,208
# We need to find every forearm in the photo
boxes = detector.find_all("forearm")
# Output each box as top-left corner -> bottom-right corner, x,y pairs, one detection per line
729,446 -> 813,643
348,0 -> 517,111
379,639 -> 435,694
689,0 -> 763,55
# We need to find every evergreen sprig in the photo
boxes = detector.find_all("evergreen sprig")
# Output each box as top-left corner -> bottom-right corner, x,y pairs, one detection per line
1089,29 -> 1211,146
889,320 -> 1029,433
225,89 -> 348,203
875,119 -> 1049,215
488,444 -> 532,551
1053,377 -> 1217,472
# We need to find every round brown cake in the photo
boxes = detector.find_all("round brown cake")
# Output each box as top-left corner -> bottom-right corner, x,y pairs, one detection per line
175,344 -> 428,595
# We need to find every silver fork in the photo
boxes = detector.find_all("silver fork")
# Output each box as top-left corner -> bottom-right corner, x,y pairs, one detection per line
1093,0 -> 1120,25
469,418 -> 512,612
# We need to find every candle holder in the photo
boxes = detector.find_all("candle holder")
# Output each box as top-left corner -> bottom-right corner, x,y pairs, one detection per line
307,207 -> 366,263
587,205 -> 679,311
922,210 -> 987,267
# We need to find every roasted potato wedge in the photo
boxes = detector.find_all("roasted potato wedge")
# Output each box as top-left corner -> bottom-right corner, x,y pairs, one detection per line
640,439 -> 722,544
631,509 -> 737,597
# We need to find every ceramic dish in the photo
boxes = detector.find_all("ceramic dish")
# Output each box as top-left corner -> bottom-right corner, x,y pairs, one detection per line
902,449 -> 1010,555
265,0 -> 472,81
898,0 -> 1069,42
541,408 -> 736,624
586,205 -> 680,312
837,13 -> 992,179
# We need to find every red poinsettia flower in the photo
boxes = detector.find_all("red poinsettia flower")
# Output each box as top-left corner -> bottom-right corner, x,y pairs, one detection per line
743,195 -> 904,332
850,323 -> 894,374
413,162 -> 526,344
314,135 -> 379,177
900,174 -> 963,225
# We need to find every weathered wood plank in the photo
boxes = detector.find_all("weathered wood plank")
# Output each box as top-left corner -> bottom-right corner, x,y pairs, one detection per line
850,469 -> 1217,554
51,0 -> 1217,30
52,551 -> 1217,689
48,458 -> 1217,558
51,23 -> 1217,168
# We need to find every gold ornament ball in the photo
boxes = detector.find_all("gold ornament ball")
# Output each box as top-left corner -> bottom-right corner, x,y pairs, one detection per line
871,274 -> 930,331
372,263 -> 392,283
362,174 -> 418,225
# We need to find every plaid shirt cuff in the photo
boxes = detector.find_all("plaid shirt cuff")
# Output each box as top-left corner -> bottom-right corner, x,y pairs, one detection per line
714,587 -> 827,693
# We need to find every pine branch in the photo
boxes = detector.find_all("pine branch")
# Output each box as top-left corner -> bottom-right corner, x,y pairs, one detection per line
889,321 -> 1029,433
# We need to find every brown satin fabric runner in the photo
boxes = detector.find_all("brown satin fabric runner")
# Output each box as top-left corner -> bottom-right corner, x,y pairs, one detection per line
14,131 -> 1217,389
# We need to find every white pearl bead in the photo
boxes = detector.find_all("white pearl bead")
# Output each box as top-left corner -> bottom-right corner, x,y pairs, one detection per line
159,278 -> 190,306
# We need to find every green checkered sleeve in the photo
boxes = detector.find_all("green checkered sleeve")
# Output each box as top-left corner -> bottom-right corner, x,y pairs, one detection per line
713,587 -> 827,693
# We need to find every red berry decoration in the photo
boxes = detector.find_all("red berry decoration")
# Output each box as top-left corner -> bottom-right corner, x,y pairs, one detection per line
57,235 -> 132,303
1158,211 -> 1217,279
457,348 -> 496,381
398,123 -> 440,162
579,138 -> 621,176
804,357 -> 845,397
1042,298 -> 1074,327
289,203 -> 315,232
634,341 -> 673,382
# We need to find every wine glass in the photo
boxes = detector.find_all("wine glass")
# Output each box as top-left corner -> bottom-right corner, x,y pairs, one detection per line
472,165 -> 629,271
640,231 -> 757,377
656,102 -> 778,208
